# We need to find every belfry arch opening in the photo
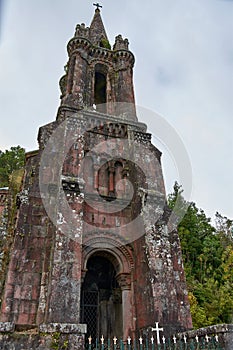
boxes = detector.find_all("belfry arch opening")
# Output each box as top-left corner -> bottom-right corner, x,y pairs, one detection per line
81,254 -> 123,340
94,64 -> 107,113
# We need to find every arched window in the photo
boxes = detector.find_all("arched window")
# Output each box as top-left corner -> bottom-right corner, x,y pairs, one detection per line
94,64 -> 107,113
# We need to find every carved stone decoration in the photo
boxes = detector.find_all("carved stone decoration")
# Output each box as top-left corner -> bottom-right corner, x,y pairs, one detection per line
116,273 -> 131,290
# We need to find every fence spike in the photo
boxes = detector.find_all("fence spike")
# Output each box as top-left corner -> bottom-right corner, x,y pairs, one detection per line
162,336 -> 166,344
139,336 -> 143,345
88,336 -> 92,345
195,335 -> 199,343
215,334 -> 219,342
127,336 -> 131,345
173,335 -> 177,344
113,336 -> 117,345
101,335 -> 104,344
151,336 -> 154,344
183,335 -> 187,344
205,334 -> 210,343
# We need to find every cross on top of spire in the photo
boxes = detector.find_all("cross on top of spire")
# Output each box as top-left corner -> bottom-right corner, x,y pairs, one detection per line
93,3 -> 102,10
89,3 -> 108,46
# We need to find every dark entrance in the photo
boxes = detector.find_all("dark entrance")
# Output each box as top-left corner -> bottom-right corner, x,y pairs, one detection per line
81,255 -> 122,340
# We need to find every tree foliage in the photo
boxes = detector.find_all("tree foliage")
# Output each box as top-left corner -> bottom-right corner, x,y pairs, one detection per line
0,146 -> 25,187
168,183 -> 233,328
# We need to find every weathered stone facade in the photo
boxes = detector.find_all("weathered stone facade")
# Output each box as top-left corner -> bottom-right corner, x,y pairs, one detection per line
0,8 -> 193,347
0,188 -> 9,303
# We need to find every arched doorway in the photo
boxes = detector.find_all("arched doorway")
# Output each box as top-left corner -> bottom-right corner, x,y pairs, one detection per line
81,255 -> 123,340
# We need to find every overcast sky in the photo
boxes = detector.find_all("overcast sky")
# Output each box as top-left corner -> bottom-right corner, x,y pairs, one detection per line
0,0 -> 232,221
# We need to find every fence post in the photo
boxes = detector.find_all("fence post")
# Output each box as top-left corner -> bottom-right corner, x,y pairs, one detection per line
120,339 -> 124,350
113,336 -> 117,350
189,339 -> 195,350
88,336 -> 92,350
151,335 -> 155,350
101,335 -> 104,350
139,336 -> 143,350
145,335 -> 149,350
161,335 -> 166,350
178,338 -> 183,350
127,336 -> 131,350
96,338 -> 99,350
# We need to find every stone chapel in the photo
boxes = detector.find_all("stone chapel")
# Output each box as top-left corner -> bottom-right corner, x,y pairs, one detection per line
0,7 -> 192,344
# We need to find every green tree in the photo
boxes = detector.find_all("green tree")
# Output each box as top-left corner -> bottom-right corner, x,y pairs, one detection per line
215,211 -> 233,244
168,183 -> 233,328
0,146 -> 25,187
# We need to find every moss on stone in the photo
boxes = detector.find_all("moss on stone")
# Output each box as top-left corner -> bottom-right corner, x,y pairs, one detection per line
100,38 -> 111,50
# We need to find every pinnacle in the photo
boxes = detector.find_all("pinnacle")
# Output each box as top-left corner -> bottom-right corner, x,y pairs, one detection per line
89,8 -> 109,46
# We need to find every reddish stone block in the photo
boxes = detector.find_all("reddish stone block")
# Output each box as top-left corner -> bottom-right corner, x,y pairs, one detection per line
4,285 -> 14,299
31,286 -> 40,300
27,313 -> 36,324
6,271 -> 16,285
20,285 -> 33,300
14,286 -> 21,299
17,313 -> 30,325
12,299 -> 20,314
0,313 -> 11,322
0,298 -> 12,315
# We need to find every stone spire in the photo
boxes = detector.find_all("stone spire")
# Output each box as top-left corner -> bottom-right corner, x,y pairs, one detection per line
89,8 -> 109,46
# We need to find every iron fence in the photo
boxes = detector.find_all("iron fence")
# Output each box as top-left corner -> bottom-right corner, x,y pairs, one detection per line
85,335 -> 224,350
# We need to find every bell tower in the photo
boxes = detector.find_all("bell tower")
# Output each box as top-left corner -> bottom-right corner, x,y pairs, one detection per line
59,7 -> 136,118
0,7 -> 192,345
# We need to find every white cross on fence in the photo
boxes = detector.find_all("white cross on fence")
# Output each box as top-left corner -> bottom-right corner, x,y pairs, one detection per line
151,322 -> 164,345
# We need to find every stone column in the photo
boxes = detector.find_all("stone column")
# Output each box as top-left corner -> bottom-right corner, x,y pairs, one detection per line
117,273 -> 133,340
